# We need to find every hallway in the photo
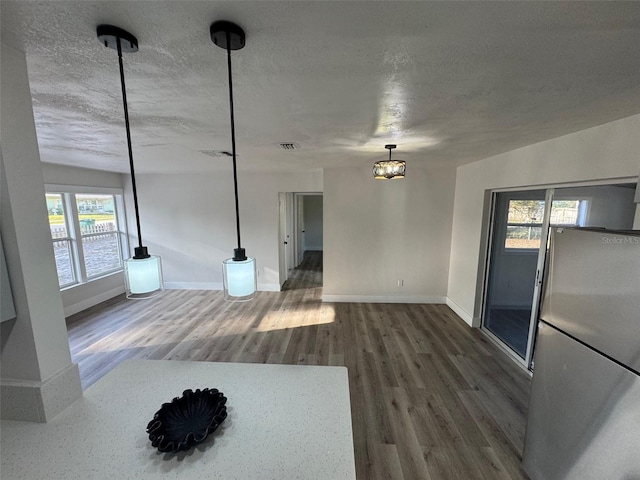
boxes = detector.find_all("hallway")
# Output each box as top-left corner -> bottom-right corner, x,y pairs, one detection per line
282,250 -> 323,290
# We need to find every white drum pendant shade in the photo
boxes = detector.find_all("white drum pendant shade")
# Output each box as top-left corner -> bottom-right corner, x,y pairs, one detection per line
124,256 -> 163,298
222,257 -> 256,301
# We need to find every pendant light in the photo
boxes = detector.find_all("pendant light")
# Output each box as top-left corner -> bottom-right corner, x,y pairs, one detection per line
210,21 -> 257,301
373,144 -> 406,179
97,25 -> 163,299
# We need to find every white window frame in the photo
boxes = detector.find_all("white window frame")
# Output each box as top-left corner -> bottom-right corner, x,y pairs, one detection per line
46,185 -> 129,289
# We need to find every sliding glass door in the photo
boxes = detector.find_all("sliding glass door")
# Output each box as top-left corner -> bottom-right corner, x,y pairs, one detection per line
483,183 -> 637,369
483,190 -> 548,361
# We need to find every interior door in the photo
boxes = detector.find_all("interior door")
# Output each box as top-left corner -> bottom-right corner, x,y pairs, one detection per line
285,193 -> 295,272
278,192 -> 287,287
278,193 -> 299,288
295,194 -> 305,266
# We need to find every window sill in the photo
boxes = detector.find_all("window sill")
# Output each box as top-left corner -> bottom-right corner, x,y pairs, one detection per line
60,269 -> 124,292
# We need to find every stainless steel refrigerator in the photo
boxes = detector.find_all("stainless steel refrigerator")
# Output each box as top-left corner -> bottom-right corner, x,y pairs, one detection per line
523,227 -> 640,480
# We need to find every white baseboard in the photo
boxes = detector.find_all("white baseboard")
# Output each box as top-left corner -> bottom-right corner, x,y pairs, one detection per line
445,297 -> 480,327
322,294 -> 446,304
64,286 -> 125,317
1,363 -> 82,422
164,282 -> 224,290
164,282 -> 281,292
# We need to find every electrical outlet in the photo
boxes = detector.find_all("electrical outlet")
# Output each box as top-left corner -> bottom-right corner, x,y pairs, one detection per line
397,279 -> 404,287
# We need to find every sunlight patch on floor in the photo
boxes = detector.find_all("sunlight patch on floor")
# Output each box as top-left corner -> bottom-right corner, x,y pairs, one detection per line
255,302 -> 335,332
77,301 -> 336,353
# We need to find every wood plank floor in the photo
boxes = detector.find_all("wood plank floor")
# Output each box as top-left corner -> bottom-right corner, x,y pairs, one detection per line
67,251 -> 531,480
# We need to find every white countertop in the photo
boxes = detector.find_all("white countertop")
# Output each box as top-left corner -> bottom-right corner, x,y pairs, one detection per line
1,360 -> 356,479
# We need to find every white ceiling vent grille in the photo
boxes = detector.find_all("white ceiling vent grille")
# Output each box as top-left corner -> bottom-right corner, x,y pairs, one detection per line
199,150 -> 233,158
278,143 -> 300,150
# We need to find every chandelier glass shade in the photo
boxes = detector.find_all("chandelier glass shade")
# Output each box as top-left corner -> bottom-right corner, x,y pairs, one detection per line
97,25 -> 163,299
373,144 -> 406,179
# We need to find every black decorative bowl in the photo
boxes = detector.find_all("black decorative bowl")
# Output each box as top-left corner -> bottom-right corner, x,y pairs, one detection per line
146,388 -> 227,453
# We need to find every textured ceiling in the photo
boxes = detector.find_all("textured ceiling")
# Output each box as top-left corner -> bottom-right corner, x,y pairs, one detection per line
2,1 -> 640,174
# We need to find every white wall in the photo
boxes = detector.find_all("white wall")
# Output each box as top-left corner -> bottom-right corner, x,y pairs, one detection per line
323,164 -> 456,303
1,43 -> 81,421
447,114 -> 640,326
42,163 -> 123,190
41,163 -> 126,316
303,195 -> 323,251
126,170 -> 322,290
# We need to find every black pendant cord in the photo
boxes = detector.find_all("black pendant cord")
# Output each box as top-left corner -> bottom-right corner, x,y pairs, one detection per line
116,38 -> 147,258
225,32 -> 245,261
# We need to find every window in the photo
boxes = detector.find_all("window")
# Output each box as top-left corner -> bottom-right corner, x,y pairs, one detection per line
46,187 -> 128,288
549,199 -> 588,226
504,200 -> 545,250
504,198 -> 589,251
48,193 -> 76,287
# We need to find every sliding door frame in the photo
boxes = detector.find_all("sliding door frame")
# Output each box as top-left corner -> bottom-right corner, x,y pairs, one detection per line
523,188 -> 554,367
480,188 -> 550,369
480,193 -> 529,368
480,176 -> 638,370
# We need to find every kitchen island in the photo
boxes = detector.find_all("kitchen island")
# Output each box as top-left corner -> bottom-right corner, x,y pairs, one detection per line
1,359 -> 355,479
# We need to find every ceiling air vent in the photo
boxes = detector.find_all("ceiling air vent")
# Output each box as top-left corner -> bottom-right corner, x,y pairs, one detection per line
278,142 -> 299,150
199,150 -> 233,158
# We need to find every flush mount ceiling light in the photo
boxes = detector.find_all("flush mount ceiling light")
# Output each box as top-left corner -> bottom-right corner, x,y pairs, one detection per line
373,144 -> 406,180
97,25 -> 163,299
210,20 -> 257,301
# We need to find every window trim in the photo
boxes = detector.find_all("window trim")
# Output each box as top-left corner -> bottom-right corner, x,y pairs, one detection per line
46,184 -> 124,195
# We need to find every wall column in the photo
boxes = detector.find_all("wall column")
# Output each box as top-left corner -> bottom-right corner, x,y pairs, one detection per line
1,43 -> 82,422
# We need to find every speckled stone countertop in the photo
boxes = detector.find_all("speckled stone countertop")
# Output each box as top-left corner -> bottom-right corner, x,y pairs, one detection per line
1,360 -> 356,479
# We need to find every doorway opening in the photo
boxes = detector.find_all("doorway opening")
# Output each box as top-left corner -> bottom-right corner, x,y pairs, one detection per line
482,182 -> 637,369
278,192 -> 323,290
